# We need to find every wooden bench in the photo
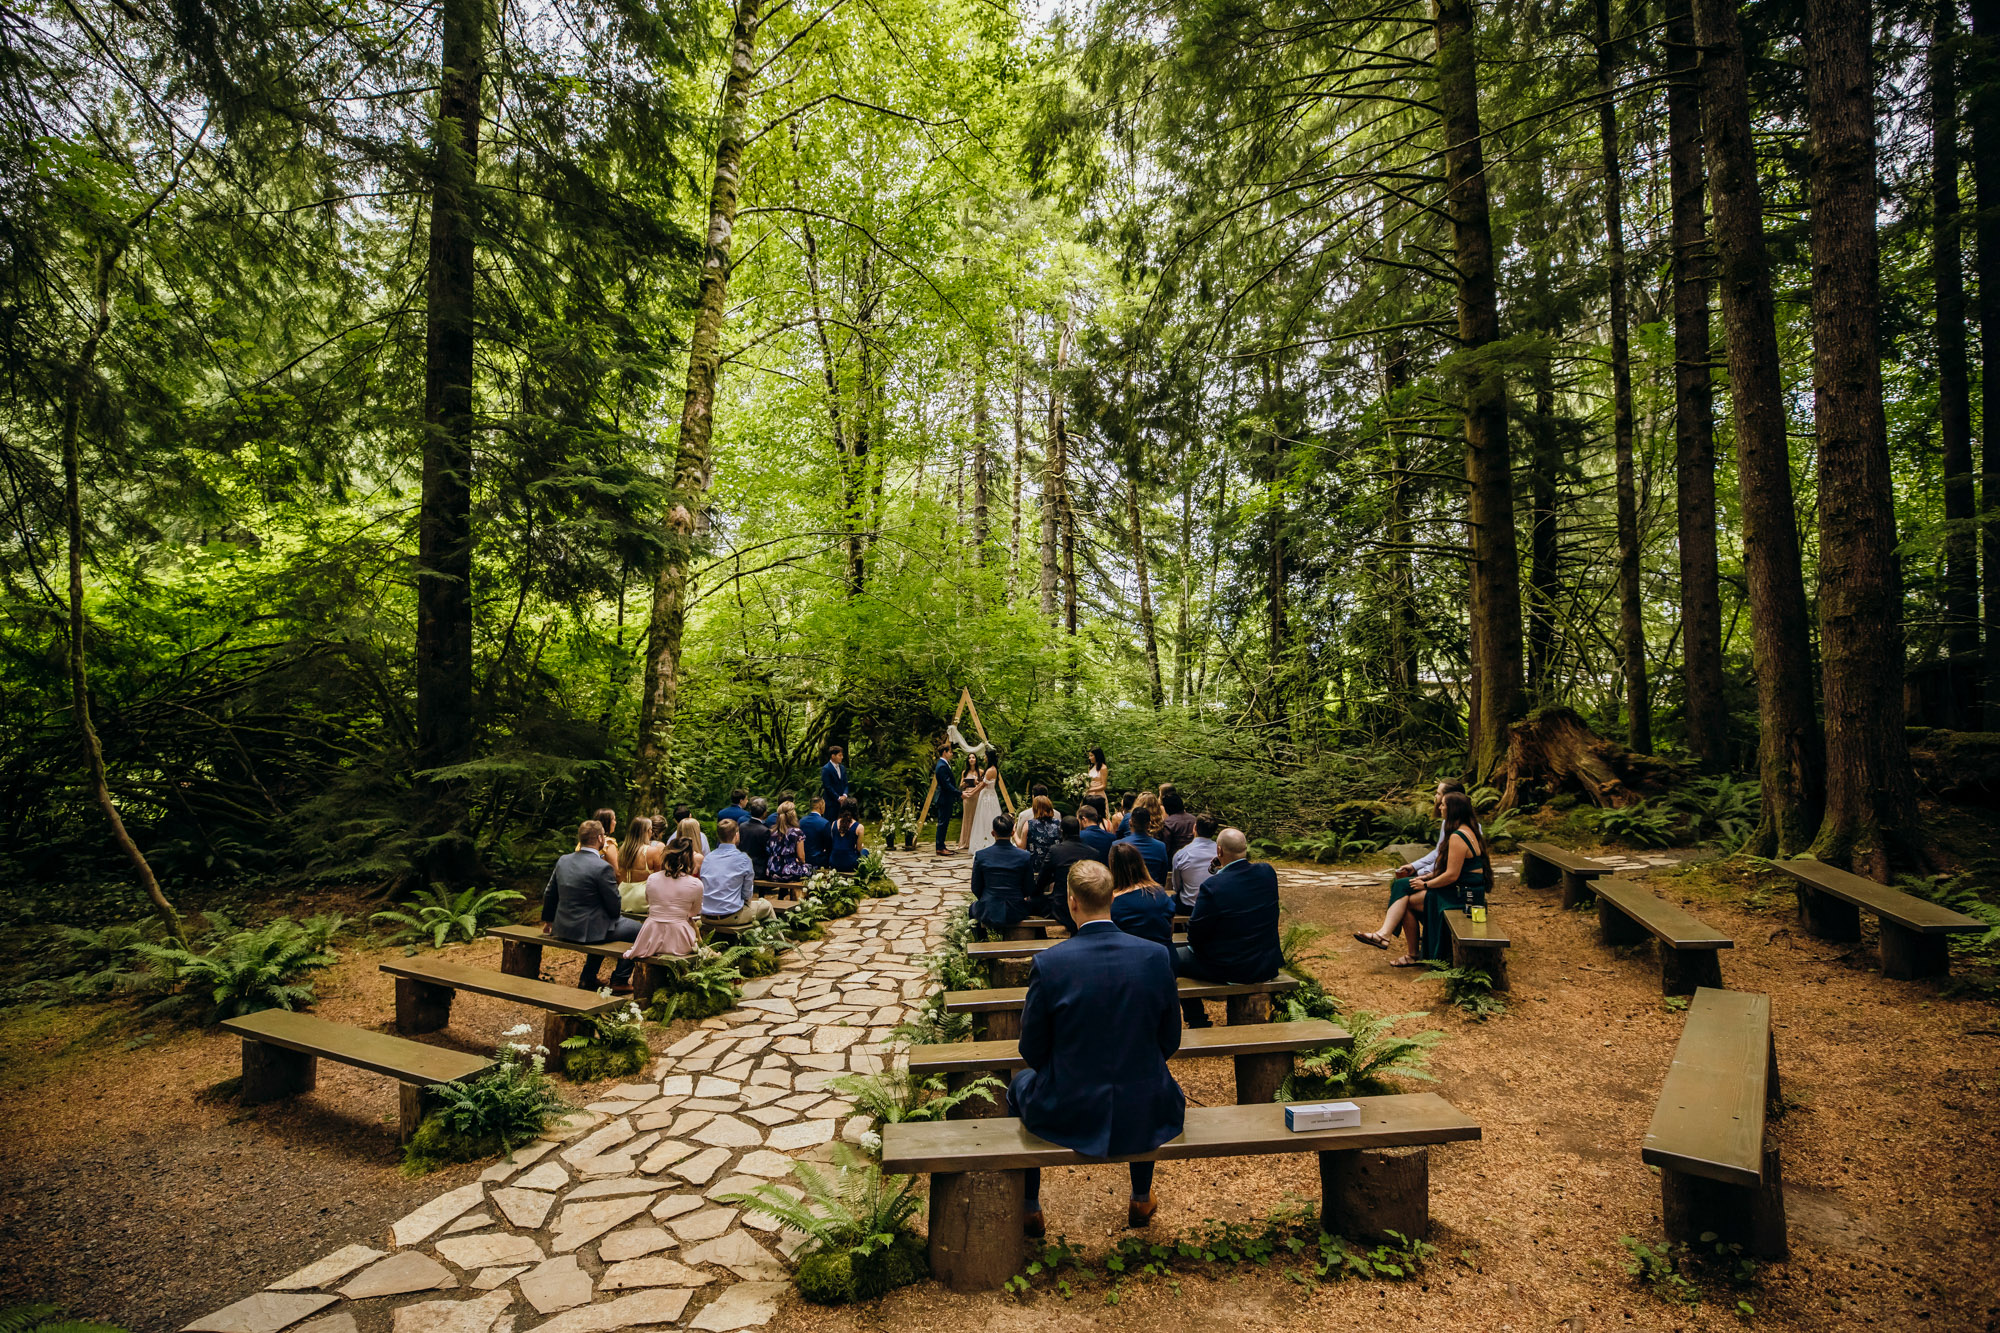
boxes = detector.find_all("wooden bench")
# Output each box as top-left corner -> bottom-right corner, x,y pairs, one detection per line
489,925 -> 710,1007
1592,877 -> 1733,995
1382,842 -> 1433,867
1520,841 -> 1611,908
379,957 -> 621,1075
1439,911 -> 1511,991
884,1094 -> 1481,1291
1641,987 -> 1787,1258
223,1009 -> 494,1142
1004,916 -> 1061,940
908,1019 -> 1349,1113
1772,859 -> 1984,980
945,974 -> 1299,1041
967,934 -> 1187,961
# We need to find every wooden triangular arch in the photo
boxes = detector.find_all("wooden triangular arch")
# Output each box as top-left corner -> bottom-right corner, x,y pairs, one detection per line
915,687 -> 1015,830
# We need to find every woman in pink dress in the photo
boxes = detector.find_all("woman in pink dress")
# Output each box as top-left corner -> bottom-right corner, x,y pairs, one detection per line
626,843 -> 702,960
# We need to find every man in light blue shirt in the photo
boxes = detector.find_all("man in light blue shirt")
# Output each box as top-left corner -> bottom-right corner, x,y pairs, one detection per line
1168,813 -> 1221,911
700,820 -> 774,927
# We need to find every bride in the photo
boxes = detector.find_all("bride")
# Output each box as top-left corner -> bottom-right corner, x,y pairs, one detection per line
961,747 -> 1006,853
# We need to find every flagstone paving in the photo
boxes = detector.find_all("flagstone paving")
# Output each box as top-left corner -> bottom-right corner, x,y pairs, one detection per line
186,855 -> 967,1333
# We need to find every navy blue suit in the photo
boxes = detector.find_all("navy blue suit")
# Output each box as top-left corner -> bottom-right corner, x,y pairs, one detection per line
716,803 -> 750,829
930,757 -> 957,852
968,841 -> 1035,933
799,811 -> 834,867
1179,858 -> 1284,983
1078,825 -> 1115,859
820,761 -> 850,810
1010,920 -> 1185,1160
1117,831 -> 1171,884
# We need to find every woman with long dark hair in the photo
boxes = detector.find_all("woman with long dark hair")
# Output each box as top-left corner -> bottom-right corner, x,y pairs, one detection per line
965,747 -> 1005,853
829,795 -> 869,872
1108,842 -> 1176,947
1362,791 -> 1489,967
1085,747 -> 1109,806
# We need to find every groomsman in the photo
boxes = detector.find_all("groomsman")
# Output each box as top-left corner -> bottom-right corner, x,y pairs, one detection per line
929,741 -> 960,854
820,745 -> 850,810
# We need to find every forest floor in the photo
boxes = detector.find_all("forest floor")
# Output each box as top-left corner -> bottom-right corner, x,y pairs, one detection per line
3,838 -> 1997,1333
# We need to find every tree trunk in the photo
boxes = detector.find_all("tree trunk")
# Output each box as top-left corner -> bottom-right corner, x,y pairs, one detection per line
1598,0 -> 1650,754
973,356 -> 991,566
1010,307 -> 1027,599
633,0 -> 762,807
416,0 -> 485,794
1805,0 -> 1924,878
1935,0 -> 1978,698
1176,477 -> 1195,707
1667,0 -> 1728,771
1434,0 -> 1528,779
1122,366 -> 1165,708
1526,333 -> 1561,701
63,248 -> 185,944
847,257 -> 876,598
1385,337 -> 1419,706
1972,0 -> 2000,727
1693,0 -> 1823,852
1039,325 -> 1063,623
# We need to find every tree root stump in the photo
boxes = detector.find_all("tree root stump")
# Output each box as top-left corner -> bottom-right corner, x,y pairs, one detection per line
1319,1146 -> 1430,1241
395,977 -> 453,1034
1660,1138 -> 1788,1260
1496,705 -> 1676,809
240,1040 -> 315,1103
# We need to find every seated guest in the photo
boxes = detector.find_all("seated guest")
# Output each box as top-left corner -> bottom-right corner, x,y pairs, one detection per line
739,796 -> 773,881
543,820 -> 638,991
1116,806 -> 1171,884
1168,812 -> 1221,911
1114,792 -> 1136,839
626,844 -> 701,960
1363,792 -> 1489,966
1036,816 -> 1100,930
671,804 -> 711,854
800,795 -> 835,868
1015,794 -> 1064,880
1358,780 -> 1463,955
1012,859 -> 1184,1233
700,819 -> 775,926
1109,843 -> 1176,947
1077,802 -> 1115,859
616,816 -> 656,914
766,800 -> 810,885
592,806 -> 621,879
717,788 -> 751,828
1029,782 -> 1062,816
1175,828 -> 1282,1027
1158,785 -> 1197,856
829,796 -> 869,872
968,812 -> 1034,935
665,816 -> 707,876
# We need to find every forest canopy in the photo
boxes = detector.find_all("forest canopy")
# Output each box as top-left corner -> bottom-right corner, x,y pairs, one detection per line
5,0 -> 1996,912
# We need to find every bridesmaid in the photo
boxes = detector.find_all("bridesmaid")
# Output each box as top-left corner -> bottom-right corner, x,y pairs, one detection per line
626,844 -> 702,961
1085,747 -> 1110,808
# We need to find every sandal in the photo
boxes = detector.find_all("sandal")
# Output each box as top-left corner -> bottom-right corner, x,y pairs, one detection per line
1389,956 -> 1427,968
1352,931 -> 1389,950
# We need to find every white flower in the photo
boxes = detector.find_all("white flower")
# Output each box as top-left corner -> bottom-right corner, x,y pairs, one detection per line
504,1023 -> 532,1037
860,1131 -> 883,1153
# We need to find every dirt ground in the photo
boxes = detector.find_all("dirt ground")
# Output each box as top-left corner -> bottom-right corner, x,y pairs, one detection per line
776,856 -> 2000,1333
0,935 -> 681,1333
3,856 -> 1997,1333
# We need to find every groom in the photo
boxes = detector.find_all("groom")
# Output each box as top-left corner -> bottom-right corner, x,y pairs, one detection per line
930,741 -> 960,855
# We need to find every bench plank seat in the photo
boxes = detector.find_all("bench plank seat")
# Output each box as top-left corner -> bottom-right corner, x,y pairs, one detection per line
968,934 -> 1186,960
1772,858 -> 1982,980
944,973 -> 1298,1041
487,925 -> 709,1006
1639,987 -> 1787,1258
222,1009 -> 492,1142
1592,877 -> 1732,995
1439,911 -> 1512,991
1519,841 -> 1610,907
380,956 -> 620,1075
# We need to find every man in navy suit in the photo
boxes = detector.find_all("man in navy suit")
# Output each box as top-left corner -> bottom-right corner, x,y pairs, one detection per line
967,813 -> 1034,935
799,795 -> 835,868
1116,806 -> 1171,883
716,788 -> 750,829
820,745 -> 850,810
1011,859 -> 1184,1233
929,742 -> 959,855
1077,802 -> 1115,859
1175,827 -> 1283,1027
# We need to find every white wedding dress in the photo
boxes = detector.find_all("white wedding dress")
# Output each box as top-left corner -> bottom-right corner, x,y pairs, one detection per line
965,768 -> 1003,853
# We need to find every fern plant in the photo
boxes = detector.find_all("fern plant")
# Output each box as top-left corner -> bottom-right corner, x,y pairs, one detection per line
888,991 -> 973,1044
130,918 -> 340,1024
918,913 -> 988,992
1424,961 -> 1507,1020
826,1067 -> 1006,1128
47,923 -> 161,1000
0,1304 -> 129,1333
560,997 -> 651,1081
1591,800 -> 1678,849
720,1146 -> 928,1303
1278,1010 -> 1443,1100
1671,775 -> 1759,847
643,947 -> 744,1022
1279,922 -> 1329,974
405,1026 -> 572,1173
372,885 -> 524,949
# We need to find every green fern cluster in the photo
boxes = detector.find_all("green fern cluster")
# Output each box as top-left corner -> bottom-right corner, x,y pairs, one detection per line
372,884 -> 524,949
826,1067 -> 1005,1129
129,917 -> 344,1024
559,997 -> 650,1082
404,1032 -> 571,1174
0,1305 -> 129,1333
1277,1007 -> 1442,1100
1591,800 -> 1679,849
643,948 -> 745,1022
1424,960 -> 1507,1020
722,1146 -> 927,1303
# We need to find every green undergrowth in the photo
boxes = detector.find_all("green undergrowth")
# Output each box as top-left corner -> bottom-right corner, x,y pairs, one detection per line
722,1145 -> 927,1305
402,1029 -> 571,1175
1620,1233 -> 1762,1316
0,1303 -> 131,1333
1270,924 -> 1445,1098
559,997 -> 651,1082
1004,1204 -> 1440,1304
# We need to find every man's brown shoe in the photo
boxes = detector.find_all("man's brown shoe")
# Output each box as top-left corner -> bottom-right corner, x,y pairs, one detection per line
1126,1196 -> 1156,1229
1024,1209 -> 1046,1238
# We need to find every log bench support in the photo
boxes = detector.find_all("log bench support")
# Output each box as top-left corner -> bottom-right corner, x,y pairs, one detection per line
1442,915 -> 1511,992
543,1012 -> 591,1076
1594,878 -> 1732,996
1878,920 -> 1952,981
240,1038 -> 316,1104
498,937 -> 544,980
1519,842 -> 1610,910
1660,1137 -> 1789,1260
395,976 -> 454,1034
945,1069 -> 1009,1121
1795,883 -> 1862,943
1233,1051 -> 1291,1106
1002,922 -> 1049,941
977,1010 -> 1022,1042
1319,1145 -> 1430,1241
928,1169 -> 1027,1292
1224,991 -> 1271,1025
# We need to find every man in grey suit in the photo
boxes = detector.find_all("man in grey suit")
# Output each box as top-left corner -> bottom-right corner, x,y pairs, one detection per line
542,819 -> 637,991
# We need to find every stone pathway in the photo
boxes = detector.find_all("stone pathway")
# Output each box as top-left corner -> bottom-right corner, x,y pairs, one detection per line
184,856 -> 968,1333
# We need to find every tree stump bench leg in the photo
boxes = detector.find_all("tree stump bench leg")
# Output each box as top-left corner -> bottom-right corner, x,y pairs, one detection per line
1319,1145 -> 1430,1241
543,1012 -> 589,1076
240,1040 -> 316,1103
980,1010 -> 1022,1043
945,1069 -> 1008,1120
1560,871 -> 1595,910
1522,854 -> 1558,890
1795,885 -> 1861,942
1233,1051 -> 1291,1105
928,1169 -> 1026,1292
633,960 -> 666,1006
395,977 -> 453,1034
1453,939 -> 1509,991
1660,1137 -> 1788,1260
1878,920 -> 1950,980
399,1082 -> 438,1143
499,938 -> 544,979
1224,991 -> 1271,1026
1002,924 -> 1046,941
1598,898 -> 1647,948
993,959 -> 1032,988
1659,946 -> 1723,996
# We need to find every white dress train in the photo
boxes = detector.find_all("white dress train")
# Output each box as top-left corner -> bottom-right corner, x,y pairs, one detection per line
965,770 -> 1003,853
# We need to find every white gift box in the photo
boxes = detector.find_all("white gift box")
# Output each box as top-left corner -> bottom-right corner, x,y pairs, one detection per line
1284,1101 -> 1362,1131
